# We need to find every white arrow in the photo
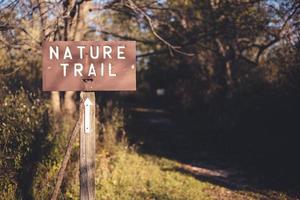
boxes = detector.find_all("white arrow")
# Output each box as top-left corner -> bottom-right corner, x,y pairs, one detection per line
84,98 -> 92,133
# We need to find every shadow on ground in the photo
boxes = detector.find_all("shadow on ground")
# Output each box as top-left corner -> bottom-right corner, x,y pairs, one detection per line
125,106 -> 300,199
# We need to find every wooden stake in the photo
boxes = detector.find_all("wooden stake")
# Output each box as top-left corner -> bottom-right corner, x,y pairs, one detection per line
50,101 -> 83,200
80,92 -> 95,200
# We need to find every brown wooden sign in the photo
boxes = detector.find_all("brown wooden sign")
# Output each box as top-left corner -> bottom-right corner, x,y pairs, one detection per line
42,41 -> 136,91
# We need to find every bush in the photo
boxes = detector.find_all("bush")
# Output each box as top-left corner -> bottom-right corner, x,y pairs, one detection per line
32,115 -> 78,200
100,103 -> 127,153
0,87 -> 48,199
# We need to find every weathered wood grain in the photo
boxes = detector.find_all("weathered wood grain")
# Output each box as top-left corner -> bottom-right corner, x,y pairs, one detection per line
80,92 -> 95,200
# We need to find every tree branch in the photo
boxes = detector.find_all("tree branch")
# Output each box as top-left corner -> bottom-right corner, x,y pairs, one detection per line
126,0 -> 194,56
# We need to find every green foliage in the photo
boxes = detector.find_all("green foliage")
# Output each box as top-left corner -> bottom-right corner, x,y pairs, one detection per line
0,44 -> 42,92
100,103 -> 127,153
96,149 -> 210,200
0,177 -> 18,200
32,116 -> 78,200
32,104 -> 127,199
32,160 -> 61,200
0,87 -> 48,198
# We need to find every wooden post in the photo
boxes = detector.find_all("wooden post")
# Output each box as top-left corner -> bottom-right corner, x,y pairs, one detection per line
80,92 -> 95,200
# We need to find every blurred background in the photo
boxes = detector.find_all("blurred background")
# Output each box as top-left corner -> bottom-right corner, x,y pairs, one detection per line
1,0 -> 300,199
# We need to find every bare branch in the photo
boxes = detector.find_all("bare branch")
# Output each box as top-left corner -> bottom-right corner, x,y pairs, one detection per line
126,0 -> 194,56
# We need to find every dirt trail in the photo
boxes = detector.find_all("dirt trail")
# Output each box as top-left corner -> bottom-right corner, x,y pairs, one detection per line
126,106 -> 299,200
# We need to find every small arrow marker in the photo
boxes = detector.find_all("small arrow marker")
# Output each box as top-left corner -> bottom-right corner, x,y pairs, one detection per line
84,98 -> 92,133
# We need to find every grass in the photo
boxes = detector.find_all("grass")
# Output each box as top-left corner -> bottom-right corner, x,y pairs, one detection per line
5,104 -> 293,200
95,148 -> 211,200
93,147 -> 294,200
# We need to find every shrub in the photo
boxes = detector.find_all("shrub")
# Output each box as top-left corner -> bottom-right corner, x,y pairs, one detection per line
0,87 -> 48,199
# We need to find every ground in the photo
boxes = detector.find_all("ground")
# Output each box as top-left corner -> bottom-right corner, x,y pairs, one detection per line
117,106 -> 300,200
94,147 -> 295,200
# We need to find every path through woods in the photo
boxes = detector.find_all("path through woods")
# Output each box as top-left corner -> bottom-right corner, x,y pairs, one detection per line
125,106 -> 299,200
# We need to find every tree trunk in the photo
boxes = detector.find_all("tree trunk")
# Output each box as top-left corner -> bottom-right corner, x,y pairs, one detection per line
64,91 -> 76,114
51,91 -> 61,114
